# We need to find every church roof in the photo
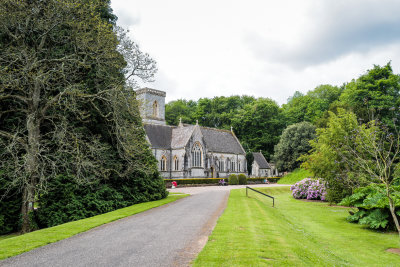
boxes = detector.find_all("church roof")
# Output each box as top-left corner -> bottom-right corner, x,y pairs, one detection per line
143,123 -> 246,155
171,125 -> 195,148
200,127 -> 245,154
143,124 -> 172,149
253,152 -> 271,169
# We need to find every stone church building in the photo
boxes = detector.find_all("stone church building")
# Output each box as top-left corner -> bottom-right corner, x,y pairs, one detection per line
136,88 -> 247,179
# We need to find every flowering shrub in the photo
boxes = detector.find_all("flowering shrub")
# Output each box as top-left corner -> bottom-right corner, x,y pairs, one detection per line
290,178 -> 327,201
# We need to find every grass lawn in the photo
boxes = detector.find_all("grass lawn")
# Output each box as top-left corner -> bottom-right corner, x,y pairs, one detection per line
0,194 -> 187,260
193,186 -> 400,266
277,168 -> 313,184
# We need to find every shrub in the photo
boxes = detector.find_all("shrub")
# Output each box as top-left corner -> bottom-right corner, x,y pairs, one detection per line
339,183 -> 400,231
228,174 -> 239,185
290,178 -> 326,201
238,174 -> 247,185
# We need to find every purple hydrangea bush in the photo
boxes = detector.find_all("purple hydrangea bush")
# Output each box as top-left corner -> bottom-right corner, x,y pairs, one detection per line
290,178 -> 327,201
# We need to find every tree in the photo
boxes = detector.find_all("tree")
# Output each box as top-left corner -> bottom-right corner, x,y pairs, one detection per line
282,84 -> 342,125
301,109 -> 365,203
0,0 -> 160,232
339,62 -> 400,126
273,122 -> 316,172
165,99 -> 197,125
325,118 -> 400,238
232,98 -> 285,160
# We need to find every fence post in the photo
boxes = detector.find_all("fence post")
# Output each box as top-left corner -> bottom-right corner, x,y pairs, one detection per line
246,186 -> 248,197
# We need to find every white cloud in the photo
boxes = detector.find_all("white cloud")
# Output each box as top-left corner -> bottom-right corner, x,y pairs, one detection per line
111,0 -> 400,105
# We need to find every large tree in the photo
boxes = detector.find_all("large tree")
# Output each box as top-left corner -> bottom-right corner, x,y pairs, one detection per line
273,122 -> 316,172
339,62 -> 400,126
0,0 -> 160,232
232,98 -> 285,160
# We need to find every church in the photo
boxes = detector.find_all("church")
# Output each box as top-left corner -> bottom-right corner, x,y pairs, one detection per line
136,87 -> 247,179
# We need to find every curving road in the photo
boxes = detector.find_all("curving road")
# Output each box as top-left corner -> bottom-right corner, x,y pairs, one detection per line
0,190 -> 229,267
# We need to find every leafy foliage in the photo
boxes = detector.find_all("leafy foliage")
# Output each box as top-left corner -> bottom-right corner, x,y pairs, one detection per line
228,174 -> 239,185
273,122 -> 316,171
37,174 -> 167,228
238,174 -> 247,185
339,184 -> 400,230
0,171 -> 21,234
340,63 -> 400,126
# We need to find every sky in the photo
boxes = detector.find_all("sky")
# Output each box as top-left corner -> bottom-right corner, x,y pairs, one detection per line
110,0 -> 400,105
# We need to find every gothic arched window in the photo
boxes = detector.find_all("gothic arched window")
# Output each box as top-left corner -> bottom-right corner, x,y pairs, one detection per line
173,156 -> 179,171
160,155 -> 167,171
153,101 -> 158,117
191,142 -> 203,167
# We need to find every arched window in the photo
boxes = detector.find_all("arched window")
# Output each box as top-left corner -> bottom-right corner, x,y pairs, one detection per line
238,161 -> 241,172
174,156 -> 179,171
160,155 -> 167,171
153,101 -> 158,117
191,142 -> 203,167
231,160 -> 236,172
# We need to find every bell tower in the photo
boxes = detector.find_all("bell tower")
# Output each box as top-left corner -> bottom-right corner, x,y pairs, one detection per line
136,87 -> 166,125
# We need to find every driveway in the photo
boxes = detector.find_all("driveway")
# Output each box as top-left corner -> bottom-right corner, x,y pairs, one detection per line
0,184 -> 287,267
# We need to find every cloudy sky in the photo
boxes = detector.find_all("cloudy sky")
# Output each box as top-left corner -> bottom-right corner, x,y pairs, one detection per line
110,0 -> 400,105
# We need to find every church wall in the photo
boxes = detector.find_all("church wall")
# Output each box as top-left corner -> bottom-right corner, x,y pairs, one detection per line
208,152 -> 247,178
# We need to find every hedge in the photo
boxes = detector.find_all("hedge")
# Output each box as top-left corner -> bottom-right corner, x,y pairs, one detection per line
247,177 -> 280,184
164,177 -> 280,187
164,178 -> 222,186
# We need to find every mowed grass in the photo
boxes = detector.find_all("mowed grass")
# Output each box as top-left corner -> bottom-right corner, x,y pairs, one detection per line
0,194 -> 187,260
277,168 -> 313,184
193,186 -> 400,266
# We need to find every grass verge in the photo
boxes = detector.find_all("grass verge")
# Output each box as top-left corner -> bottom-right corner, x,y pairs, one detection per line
0,194 -> 187,260
277,168 -> 313,184
193,187 -> 400,266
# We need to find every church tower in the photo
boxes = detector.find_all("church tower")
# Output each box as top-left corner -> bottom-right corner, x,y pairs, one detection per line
136,87 -> 166,125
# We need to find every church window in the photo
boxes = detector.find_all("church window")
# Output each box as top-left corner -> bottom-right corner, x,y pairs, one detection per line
238,161 -> 241,172
192,142 -> 203,167
220,160 -> 224,172
153,101 -> 159,117
160,155 -> 167,171
174,156 -> 179,171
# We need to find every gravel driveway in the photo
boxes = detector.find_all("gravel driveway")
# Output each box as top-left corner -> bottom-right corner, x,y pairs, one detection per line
0,184 -> 287,267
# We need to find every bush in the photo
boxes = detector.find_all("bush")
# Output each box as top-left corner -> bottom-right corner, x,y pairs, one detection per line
228,174 -> 239,185
339,183 -> 400,231
290,178 -> 326,200
238,174 -> 247,185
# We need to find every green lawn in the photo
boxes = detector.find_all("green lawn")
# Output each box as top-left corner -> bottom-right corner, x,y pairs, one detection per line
277,168 -> 313,184
193,186 -> 400,266
0,194 -> 187,260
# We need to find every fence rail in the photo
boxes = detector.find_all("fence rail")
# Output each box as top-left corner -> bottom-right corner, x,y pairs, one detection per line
246,186 -> 275,207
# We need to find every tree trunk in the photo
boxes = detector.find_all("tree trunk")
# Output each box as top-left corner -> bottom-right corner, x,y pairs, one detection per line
386,186 -> 400,242
21,109 -> 41,233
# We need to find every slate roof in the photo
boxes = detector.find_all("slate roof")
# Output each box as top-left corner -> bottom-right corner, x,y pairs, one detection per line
200,127 -> 245,154
143,123 -> 246,155
171,125 -> 195,149
143,124 -> 172,149
253,152 -> 271,169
